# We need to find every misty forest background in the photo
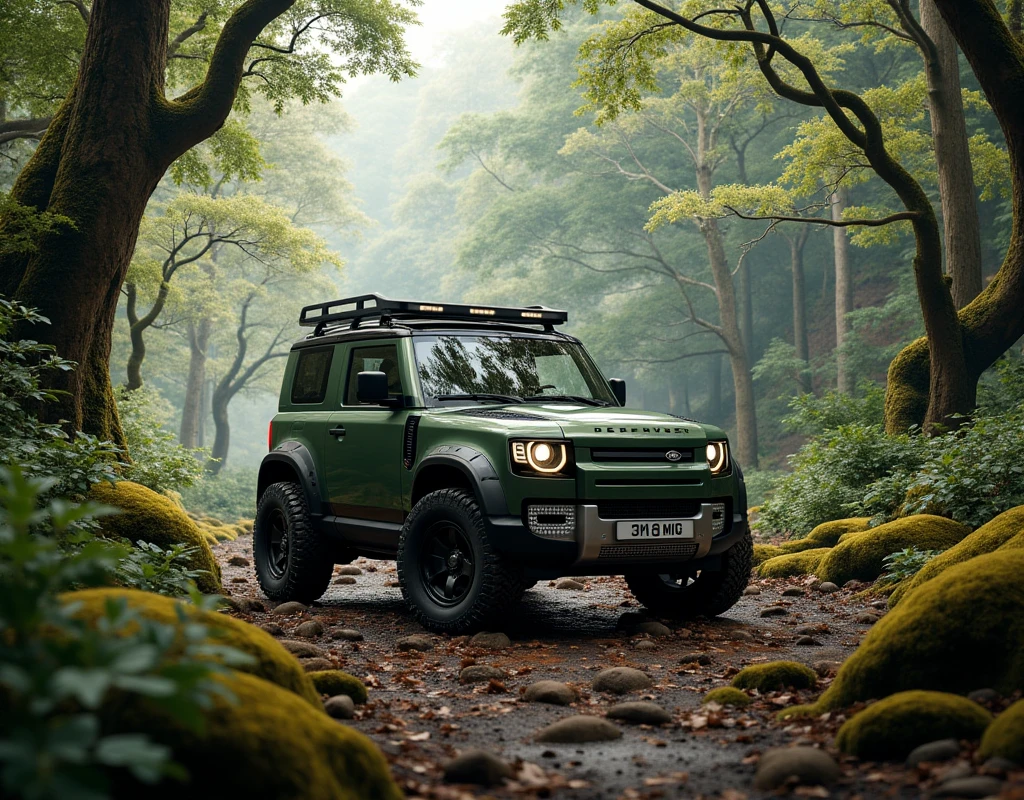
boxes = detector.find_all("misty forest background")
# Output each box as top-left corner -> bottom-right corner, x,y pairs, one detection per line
3,0 -> 1019,530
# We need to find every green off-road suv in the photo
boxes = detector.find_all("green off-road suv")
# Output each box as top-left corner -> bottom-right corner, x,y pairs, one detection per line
255,294 -> 750,633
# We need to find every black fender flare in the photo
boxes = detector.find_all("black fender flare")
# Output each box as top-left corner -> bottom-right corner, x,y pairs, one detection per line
413,445 -> 509,516
258,441 -> 322,517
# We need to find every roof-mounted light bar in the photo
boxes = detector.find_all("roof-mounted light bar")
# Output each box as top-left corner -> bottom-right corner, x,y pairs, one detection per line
298,293 -> 568,334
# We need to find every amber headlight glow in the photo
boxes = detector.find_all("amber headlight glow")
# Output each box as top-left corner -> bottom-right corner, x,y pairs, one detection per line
510,439 -> 574,477
706,440 -> 730,475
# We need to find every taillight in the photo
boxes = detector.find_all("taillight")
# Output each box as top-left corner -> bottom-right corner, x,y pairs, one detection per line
267,420 -> 274,451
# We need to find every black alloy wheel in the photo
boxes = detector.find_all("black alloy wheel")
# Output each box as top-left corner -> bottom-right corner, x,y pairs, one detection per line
264,507 -> 289,580
420,522 -> 475,606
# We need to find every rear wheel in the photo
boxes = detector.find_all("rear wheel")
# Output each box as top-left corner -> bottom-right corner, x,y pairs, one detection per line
397,489 -> 522,634
254,482 -> 333,604
624,532 -> 752,619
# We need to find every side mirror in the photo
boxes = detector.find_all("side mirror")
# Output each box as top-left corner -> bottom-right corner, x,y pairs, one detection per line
357,371 -> 395,406
609,378 -> 626,406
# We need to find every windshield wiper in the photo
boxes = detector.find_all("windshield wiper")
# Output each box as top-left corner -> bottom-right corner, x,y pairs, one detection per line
522,394 -> 609,407
435,393 -> 523,404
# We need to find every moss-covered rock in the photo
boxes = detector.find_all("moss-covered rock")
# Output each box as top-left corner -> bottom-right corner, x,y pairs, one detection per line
778,539 -> 824,555
90,481 -> 221,592
753,543 -> 785,566
999,530 -> 1024,551
732,661 -> 817,692
816,514 -> 969,586
308,670 -> 369,705
702,687 -> 751,707
62,588 -> 321,707
835,691 -> 992,760
889,506 -> 1024,607
103,671 -> 400,799
800,550 -> 1024,713
757,548 -> 831,578
806,518 -> 872,547
979,699 -> 1024,764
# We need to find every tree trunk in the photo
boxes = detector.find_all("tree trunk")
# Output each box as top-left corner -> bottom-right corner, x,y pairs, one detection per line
736,252 -> 754,362
701,214 -> 759,468
789,227 -> 812,393
920,0 -> 984,309
832,188 -> 855,394
0,0 -> 296,441
707,354 -> 721,420
180,316 -> 211,448
209,388 -> 230,474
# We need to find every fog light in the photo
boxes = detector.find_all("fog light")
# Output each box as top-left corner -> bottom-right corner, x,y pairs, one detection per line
711,502 -> 726,536
527,504 -> 576,538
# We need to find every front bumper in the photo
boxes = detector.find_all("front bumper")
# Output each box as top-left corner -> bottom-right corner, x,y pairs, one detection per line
484,503 -> 747,577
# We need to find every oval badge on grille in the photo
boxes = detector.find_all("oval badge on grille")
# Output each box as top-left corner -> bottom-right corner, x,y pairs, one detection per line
665,450 -> 683,462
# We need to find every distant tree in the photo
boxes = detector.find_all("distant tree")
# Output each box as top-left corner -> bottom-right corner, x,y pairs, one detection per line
0,0 -> 416,445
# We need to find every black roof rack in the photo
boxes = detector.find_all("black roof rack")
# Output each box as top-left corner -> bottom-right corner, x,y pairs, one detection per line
299,293 -> 568,335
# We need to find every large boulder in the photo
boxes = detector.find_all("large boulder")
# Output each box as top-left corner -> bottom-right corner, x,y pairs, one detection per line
835,691 -> 992,760
103,670 -> 400,799
979,699 -> 1024,765
752,543 -> 785,566
889,506 -> 1024,606
62,588 -> 321,707
801,550 -> 1024,712
816,515 -> 969,586
90,481 -> 221,592
804,518 -> 872,547
756,548 -> 831,578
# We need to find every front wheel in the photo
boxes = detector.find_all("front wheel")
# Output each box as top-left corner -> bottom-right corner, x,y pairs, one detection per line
624,532 -> 752,619
254,482 -> 333,604
397,489 -> 523,634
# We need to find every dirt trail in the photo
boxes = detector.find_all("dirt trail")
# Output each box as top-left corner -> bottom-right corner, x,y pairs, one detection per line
214,536 -> 1022,799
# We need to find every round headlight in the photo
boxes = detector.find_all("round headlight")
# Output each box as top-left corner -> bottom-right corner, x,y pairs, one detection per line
706,440 -> 728,474
527,441 -> 568,473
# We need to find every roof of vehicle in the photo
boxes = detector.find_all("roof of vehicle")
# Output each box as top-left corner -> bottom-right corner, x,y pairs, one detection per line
290,321 -> 580,350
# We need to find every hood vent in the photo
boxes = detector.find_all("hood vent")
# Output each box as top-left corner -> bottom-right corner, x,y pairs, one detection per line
457,409 -> 544,421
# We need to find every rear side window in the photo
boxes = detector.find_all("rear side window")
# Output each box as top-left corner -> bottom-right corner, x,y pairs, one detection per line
345,343 -> 404,405
290,347 -> 334,404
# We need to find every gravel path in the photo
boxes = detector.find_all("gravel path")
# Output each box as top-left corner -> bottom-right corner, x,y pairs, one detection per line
214,535 -> 1022,799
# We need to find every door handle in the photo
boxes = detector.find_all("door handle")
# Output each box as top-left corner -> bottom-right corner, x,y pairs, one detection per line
329,425 -> 346,438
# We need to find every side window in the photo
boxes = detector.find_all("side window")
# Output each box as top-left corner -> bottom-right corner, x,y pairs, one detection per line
346,344 -> 404,405
290,347 -> 334,404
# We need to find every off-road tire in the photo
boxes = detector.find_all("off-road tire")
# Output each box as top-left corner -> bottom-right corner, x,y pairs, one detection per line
397,489 -> 523,634
624,532 -> 753,619
254,482 -> 333,604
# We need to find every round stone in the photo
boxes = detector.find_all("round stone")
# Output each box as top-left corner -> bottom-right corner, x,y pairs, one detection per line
443,749 -> 514,786
743,585 -> 761,596
634,621 -> 672,637
259,622 -> 285,637
227,555 -> 249,567
932,776 -> 1004,798
324,694 -> 355,720
329,628 -> 363,642
301,657 -> 334,672
606,701 -> 672,725
460,665 -> 506,684
534,716 -> 623,744
279,639 -> 325,659
906,739 -> 961,767
795,635 -> 820,646
293,620 -> 324,638
470,631 -> 511,649
523,680 -> 577,706
273,601 -> 308,615
760,605 -> 788,618
782,587 -> 804,597
333,576 -> 357,585
592,667 -> 653,695
679,652 -> 712,666
818,582 -> 840,594
397,634 -> 433,652
337,565 -> 363,575
754,747 -> 840,790
555,578 -> 586,590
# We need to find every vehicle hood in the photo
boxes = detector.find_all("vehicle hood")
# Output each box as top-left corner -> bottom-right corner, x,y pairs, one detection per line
436,403 -> 723,447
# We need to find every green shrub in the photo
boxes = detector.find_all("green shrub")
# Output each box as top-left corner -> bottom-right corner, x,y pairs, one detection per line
877,547 -> 942,587
115,386 -> 206,495
180,465 -> 257,521
702,687 -> 751,707
732,661 -> 817,692
816,515 -> 969,586
0,468 -> 249,798
742,469 -> 784,508
979,699 -> 1024,764
835,691 -> 992,760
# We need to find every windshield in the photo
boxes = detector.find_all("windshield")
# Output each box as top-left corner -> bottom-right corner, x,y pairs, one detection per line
413,334 -> 616,405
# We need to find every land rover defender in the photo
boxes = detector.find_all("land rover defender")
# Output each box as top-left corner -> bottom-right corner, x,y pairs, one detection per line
255,294 -> 751,633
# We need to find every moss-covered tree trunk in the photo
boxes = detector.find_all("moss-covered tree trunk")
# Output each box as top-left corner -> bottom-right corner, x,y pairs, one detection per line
886,1 -> 1024,433
180,317 -> 212,449
0,0 -> 295,442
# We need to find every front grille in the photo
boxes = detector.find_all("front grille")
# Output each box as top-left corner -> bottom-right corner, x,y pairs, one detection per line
596,499 -> 701,520
598,542 -> 699,560
591,448 -> 695,463
526,504 -> 576,538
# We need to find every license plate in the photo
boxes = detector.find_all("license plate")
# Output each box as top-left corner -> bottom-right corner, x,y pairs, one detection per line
615,519 -> 694,540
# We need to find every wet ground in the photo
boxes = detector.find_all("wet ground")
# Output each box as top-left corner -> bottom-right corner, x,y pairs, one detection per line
214,536 -> 1024,799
